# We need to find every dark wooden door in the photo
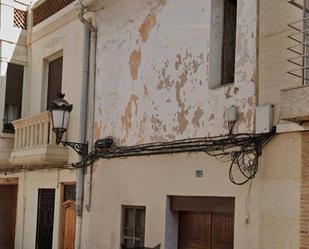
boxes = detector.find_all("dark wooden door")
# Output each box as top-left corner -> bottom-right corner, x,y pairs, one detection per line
178,212 -> 234,249
35,189 -> 55,249
0,185 -> 17,249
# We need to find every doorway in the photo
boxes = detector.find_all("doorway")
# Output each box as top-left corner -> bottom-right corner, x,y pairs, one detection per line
178,212 -> 234,249
0,183 -> 18,249
170,196 -> 235,249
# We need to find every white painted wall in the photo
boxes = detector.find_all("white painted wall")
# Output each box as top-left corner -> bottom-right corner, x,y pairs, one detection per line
10,169 -> 76,249
85,132 -> 301,249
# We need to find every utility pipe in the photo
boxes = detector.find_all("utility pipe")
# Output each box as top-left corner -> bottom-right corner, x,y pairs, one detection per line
76,2 -> 97,249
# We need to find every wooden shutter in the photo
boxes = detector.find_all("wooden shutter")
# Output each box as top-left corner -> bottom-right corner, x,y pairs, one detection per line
222,0 -> 237,84
35,189 -> 55,249
47,56 -> 63,110
5,63 -> 24,107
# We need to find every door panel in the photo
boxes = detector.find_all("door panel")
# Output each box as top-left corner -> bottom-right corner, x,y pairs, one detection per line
178,212 -> 234,249
178,212 -> 211,249
61,201 -> 76,249
0,186 -> 17,249
60,183 -> 76,249
211,213 -> 234,249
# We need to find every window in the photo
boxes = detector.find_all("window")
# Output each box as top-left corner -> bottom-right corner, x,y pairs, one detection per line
121,206 -> 146,248
209,0 -> 237,87
47,56 -> 63,110
3,63 -> 24,133
221,0 -> 237,84
35,189 -> 55,249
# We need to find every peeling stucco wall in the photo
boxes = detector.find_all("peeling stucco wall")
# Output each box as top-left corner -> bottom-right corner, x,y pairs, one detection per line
94,0 -> 257,145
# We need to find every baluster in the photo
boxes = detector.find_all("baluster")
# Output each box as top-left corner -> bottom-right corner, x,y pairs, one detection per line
15,127 -> 19,150
30,124 -> 34,147
49,120 -> 56,145
21,126 -> 25,148
39,120 -> 43,146
17,126 -> 22,149
43,119 -> 49,144
26,125 -> 30,148
34,123 -> 38,147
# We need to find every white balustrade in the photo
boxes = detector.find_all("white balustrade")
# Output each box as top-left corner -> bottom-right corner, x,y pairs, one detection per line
12,111 -> 57,151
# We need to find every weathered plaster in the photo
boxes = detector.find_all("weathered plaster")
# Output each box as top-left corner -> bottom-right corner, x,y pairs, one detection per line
94,0 -> 257,145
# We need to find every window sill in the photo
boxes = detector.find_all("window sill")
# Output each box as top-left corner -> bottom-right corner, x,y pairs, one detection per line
209,81 -> 234,90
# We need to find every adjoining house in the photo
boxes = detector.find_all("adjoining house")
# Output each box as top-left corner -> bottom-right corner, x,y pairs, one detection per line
0,0 -> 94,248
0,0 -> 308,249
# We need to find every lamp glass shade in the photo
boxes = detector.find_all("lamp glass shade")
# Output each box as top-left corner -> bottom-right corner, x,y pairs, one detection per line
51,109 -> 70,131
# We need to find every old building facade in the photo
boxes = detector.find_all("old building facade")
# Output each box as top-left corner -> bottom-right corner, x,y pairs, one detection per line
0,0 -> 308,249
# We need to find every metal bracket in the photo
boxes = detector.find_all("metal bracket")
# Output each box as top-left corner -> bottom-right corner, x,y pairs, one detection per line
60,141 -> 89,157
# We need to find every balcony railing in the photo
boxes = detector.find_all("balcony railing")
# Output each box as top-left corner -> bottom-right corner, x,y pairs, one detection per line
9,111 -> 68,166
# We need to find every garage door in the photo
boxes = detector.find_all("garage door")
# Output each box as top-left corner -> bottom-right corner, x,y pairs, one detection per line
178,211 -> 234,249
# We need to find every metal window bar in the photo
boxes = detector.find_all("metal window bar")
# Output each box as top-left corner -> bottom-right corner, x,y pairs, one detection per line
288,0 -> 309,85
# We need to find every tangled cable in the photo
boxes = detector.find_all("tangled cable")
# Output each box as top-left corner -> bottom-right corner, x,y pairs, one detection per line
74,128 -> 276,185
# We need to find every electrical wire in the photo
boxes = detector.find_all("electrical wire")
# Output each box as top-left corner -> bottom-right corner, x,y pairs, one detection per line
74,128 -> 276,185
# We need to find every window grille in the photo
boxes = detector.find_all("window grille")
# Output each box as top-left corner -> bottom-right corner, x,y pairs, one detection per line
13,8 -> 27,29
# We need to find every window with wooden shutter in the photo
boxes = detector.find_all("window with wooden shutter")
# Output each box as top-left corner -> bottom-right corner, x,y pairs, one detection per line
122,206 -> 146,248
47,56 -> 63,110
3,63 -> 24,133
221,0 -> 237,84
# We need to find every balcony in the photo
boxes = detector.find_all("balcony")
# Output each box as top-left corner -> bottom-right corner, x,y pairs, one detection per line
280,85 -> 309,123
9,111 -> 68,166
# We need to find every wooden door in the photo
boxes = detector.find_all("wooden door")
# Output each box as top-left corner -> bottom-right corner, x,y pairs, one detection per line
211,213 -> 234,249
61,201 -> 76,249
0,185 -> 17,249
178,212 -> 212,249
178,212 -> 234,249
60,183 -> 76,249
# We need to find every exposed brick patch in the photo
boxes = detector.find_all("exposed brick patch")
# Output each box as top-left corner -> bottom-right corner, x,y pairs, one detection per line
300,132 -> 309,249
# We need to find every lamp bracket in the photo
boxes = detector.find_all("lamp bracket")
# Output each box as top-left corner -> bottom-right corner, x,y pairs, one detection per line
59,141 -> 89,157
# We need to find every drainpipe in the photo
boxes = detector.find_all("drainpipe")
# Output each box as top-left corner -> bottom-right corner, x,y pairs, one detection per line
76,2 -> 97,249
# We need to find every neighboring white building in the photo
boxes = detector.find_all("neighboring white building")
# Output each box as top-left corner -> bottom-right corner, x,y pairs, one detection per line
0,0 -> 94,249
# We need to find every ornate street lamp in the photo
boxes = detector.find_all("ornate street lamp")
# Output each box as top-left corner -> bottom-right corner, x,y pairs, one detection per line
50,93 -> 88,157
